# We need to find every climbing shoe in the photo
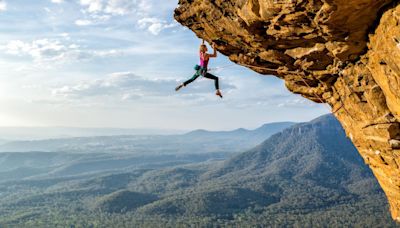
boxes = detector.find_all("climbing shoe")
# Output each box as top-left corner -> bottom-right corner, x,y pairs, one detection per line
216,90 -> 223,98
175,84 -> 184,91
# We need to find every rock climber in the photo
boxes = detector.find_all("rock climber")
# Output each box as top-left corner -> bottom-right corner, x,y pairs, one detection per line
175,41 -> 223,98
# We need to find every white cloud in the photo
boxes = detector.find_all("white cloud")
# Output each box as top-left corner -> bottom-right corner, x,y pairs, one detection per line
78,0 -> 147,16
80,0 -> 103,13
0,0 -> 7,12
75,0 -> 177,34
75,19 -> 93,26
52,72 -> 168,100
277,98 -> 311,108
52,72 -> 236,101
90,14 -> 111,21
138,17 -> 177,35
58,32 -> 69,38
104,0 -> 135,15
75,0 -> 121,26
74,14 -> 111,26
91,49 -> 120,57
5,39 -> 68,62
51,0 -> 64,3
2,38 -> 122,65
137,0 -> 151,14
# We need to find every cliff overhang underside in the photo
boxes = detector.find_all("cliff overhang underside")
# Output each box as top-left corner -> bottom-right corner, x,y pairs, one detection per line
174,0 -> 400,221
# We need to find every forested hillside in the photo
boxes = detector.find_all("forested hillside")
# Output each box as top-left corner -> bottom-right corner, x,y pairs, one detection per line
0,116 -> 397,227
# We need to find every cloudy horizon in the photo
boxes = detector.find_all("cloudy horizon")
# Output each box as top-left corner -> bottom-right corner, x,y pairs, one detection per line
0,0 -> 328,131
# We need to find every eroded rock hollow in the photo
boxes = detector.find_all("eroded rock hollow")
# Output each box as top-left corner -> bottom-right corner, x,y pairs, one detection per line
174,0 -> 400,221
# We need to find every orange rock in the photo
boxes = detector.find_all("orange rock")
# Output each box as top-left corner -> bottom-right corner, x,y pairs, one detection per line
175,0 -> 400,221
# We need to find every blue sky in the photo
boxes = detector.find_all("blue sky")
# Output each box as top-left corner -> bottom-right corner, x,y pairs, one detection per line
0,0 -> 328,130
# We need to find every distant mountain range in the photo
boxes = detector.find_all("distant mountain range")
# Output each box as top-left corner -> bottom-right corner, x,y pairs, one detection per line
0,115 -> 396,227
0,122 -> 295,153
109,115 -> 395,226
183,121 -> 294,145
0,122 -> 295,141
0,127 -> 187,141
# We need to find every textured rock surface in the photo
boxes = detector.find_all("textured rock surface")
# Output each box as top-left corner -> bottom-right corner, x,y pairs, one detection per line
175,0 -> 400,221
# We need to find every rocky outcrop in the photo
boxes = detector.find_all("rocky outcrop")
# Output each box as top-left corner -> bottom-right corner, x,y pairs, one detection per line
174,0 -> 400,221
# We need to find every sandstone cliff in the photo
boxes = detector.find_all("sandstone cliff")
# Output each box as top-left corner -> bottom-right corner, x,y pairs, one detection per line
174,0 -> 400,221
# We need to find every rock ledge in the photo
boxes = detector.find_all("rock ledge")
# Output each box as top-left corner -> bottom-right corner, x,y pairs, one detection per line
175,0 -> 400,221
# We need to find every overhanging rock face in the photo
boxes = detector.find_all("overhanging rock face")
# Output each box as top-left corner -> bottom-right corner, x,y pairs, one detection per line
175,0 -> 400,221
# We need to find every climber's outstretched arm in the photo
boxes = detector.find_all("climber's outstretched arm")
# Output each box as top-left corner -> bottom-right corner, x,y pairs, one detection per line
208,43 -> 217,58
